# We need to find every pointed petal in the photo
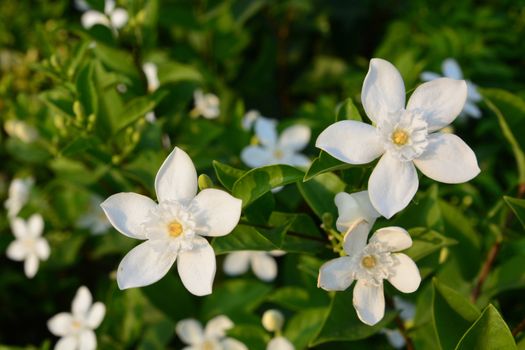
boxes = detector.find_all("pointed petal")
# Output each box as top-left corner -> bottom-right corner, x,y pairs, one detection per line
110,8 -> 128,29
10,217 -> 28,238
24,254 -> 39,278
176,319 -> 204,345
278,124 -> 311,152
223,251 -> 251,276
28,214 -> 44,237
342,220 -> 371,257
55,336 -> 78,350
6,241 -> 27,261
86,302 -> 106,329
35,238 -> 50,260
353,279 -> 385,326
79,330 -> 97,350
241,145 -> 272,168
370,226 -> 412,252
442,58 -> 463,79
177,237 -> 216,296
191,189 -> 242,237
254,117 -> 278,147
406,78 -> 467,132
47,312 -> 74,336
388,253 -> 421,293
466,81 -> 482,101
413,133 -> 480,183
315,120 -> 384,164
251,252 -> 278,282
462,101 -> 482,119
420,71 -> 441,82
104,0 -> 116,13
72,286 -> 92,318
361,58 -> 406,124
267,336 -> 294,350
100,193 -> 156,239
204,315 -> 233,339
368,154 -> 418,219
335,191 -> 379,232
317,256 -> 354,291
117,240 -> 177,289
221,338 -> 249,350
155,147 -> 198,203
81,11 -> 109,29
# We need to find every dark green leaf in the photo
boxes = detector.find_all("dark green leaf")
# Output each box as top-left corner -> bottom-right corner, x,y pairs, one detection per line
298,172 -> 345,219
405,227 -> 457,262
336,98 -> 362,122
304,151 -> 353,181
114,90 -> 168,132
212,160 -> 246,191
285,308 -> 328,349
76,61 -> 98,116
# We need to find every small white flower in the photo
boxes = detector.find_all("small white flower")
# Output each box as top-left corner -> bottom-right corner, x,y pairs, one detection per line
334,190 -> 380,233
267,337 -> 295,350
192,89 -> 220,119
421,58 -> 482,119
175,315 -> 247,350
143,62 -> 160,92
81,0 -> 128,32
101,147 -> 242,296
381,328 -> 405,349
6,214 -> 50,278
318,221 -> 421,326
76,195 -> 111,235
261,310 -> 295,350
223,250 -> 285,282
316,58 -> 480,218
4,120 -> 39,143
242,110 -> 262,130
4,177 -> 33,218
241,117 -> 311,168
47,286 -> 106,350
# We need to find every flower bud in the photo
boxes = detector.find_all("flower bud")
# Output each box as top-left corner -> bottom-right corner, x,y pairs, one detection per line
262,309 -> 284,332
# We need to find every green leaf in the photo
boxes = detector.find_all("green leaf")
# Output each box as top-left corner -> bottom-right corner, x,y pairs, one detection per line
40,91 -> 74,118
232,165 -> 304,207
93,43 -> 139,78
114,90 -> 168,132
211,224 -> 282,254
227,325 -> 268,350
304,151 -> 353,181
137,319 -> 175,350
455,304 -> 516,350
159,61 -> 203,84
432,278 -> 481,350
298,172 -> 346,219
76,61 -> 98,116
479,255 -> 525,302
336,98 -> 362,122
504,196 -> 525,229
405,227 -> 457,262
268,287 -> 329,311
212,160 -> 246,191
61,136 -> 101,157
285,308 -> 328,349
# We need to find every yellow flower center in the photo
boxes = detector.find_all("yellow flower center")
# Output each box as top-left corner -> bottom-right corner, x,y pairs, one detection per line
167,221 -> 183,237
361,255 -> 376,269
202,340 -> 215,350
392,129 -> 409,146
71,320 -> 82,330
273,149 -> 284,159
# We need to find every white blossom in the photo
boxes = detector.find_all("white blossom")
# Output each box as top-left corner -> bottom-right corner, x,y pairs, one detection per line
6,214 -> 50,278
318,221 -> 421,326
421,58 -> 482,119
4,177 -> 33,218
316,58 -> 480,218
101,147 -> 242,296
223,250 -> 285,282
81,0 -> 128,33
175,315 -> 247,350
261,310 -> 295,350
4,120 -> 39,143
334,190 -> 380,233
47,286 -> 106,350
191,89 -> 220,119
76,195 -> 111,235
242,110 -> 262,130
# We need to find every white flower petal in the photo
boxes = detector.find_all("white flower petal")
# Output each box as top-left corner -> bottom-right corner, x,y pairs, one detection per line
267,336 -> 295,350
177,236 -> 216,296
368,153 -> 419,219
342,220 -> 371,257
110,8 -> 128,29
462,101 -> 482,119
104,0 -> 116,13
221,337 -> 249,350
420,71 -> 441,82
79,330 -> 97,350
370,227 -> 412,252
143,62 -> 159,92
352,279 -> 385,326
204,315 -> 234,339
10,217 -> 28,238
413,133 -> 480,183
100,192 -> 156,239
278,125 -> 311,152
117,240 -> 177,289
6,240 -> 27,261
382,328 -> 406,349
317,256 -> 354,291
241,145 -> 272,168
191,189 -> 242,237
55,336 -> 78,350
47,312 -> 74,336
334,191 -> 379,232
251,253 -> 278,282
388,253 -> 421,293
223,251 -> 251,276
72,286 -> 93,318
361,58 -> 406,124
282,153 -> 311,168
315,120 -> 384,164
24,254 -> 39,278
28,214 -> 44,237
35,238 -> 50,260
406,78 -> 467,132
176,319 -> 204,345
155,147 -> 198,203
86,302 -> 106,329
81,11 -> 110,29
255,117 -> 278,147
442,58 -> 463,79
466,81 -> 482,101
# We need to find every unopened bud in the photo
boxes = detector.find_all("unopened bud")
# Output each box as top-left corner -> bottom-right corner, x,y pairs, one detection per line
198,174 -> 214,190
262,309 -> 284,332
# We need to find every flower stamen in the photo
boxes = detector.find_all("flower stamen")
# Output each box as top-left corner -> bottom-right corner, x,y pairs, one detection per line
361,255 -> 376,269
168,221 -> 183,237
273,149 -> 284,159
392,129 -> 409,146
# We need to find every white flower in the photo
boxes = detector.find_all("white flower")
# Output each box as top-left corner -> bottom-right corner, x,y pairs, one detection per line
175,315 -> 247,350
318,221 -> 421,325
334,190 -> 380,233
223,250 -> 285,282
192,89 -> 220,119
76,195 -> 111,235
4,177 -> 33,218
421,58 -> 482,119
143,62 -> 159,92
316,58 -> 480,218
267,337 -> 295,350
241,117 -> 311,168
4,120 -> 39,143
101,147 -> 242,296
242,110 -> 262,130
6,214 -> 50,278
47,286 -> 106,350
381,329 -> 405,349
81,0 -> 128,32
261,310 -> 294,350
